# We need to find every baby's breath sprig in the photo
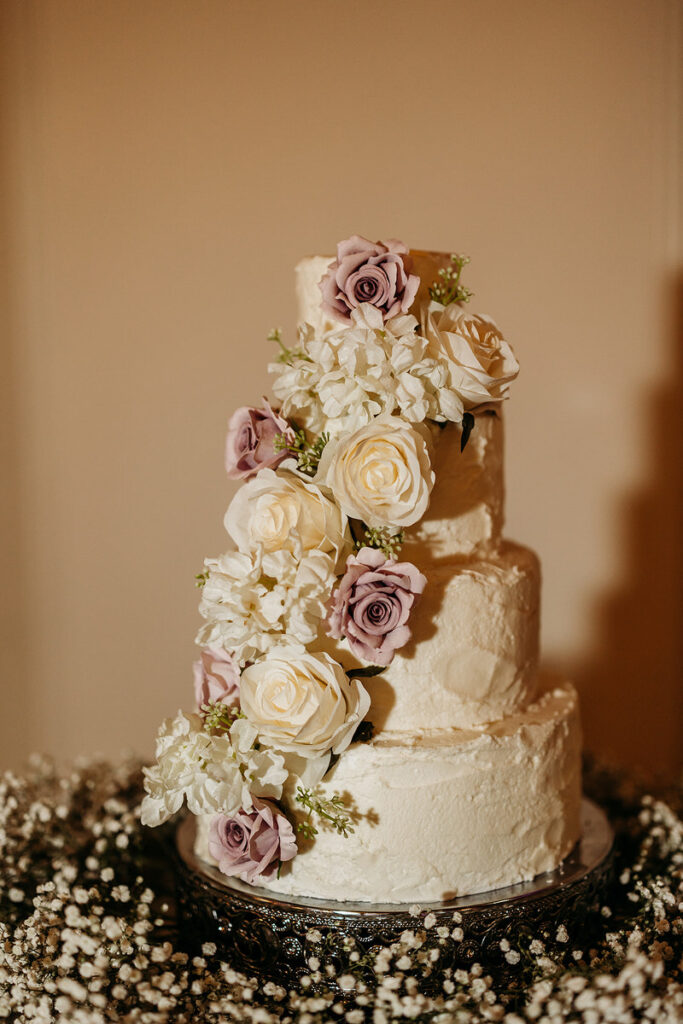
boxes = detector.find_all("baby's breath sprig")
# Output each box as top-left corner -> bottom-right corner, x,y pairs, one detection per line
274,428 -> 330,476
295,787 -> 354,839
357,526 -> 405,559
268,327 -> 311,365
201,701 -> 245,733
428,254 -> 473,306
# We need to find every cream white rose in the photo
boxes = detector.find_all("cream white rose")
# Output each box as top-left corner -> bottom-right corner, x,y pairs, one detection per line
239,647 -> 371,760
224,467 -> 351,568
422,302 -> 519,410
316,415 -> 434,529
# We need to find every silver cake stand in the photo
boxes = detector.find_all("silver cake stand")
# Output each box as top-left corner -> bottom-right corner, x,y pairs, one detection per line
173,799 -> 613,989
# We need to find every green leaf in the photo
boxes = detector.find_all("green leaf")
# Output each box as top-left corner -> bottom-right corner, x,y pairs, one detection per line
352,720 -> 374,744
347,665 -> 385,679
460,412 -> 475,452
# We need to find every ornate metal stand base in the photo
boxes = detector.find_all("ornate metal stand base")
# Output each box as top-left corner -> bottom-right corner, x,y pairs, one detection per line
174,799 -> 613,989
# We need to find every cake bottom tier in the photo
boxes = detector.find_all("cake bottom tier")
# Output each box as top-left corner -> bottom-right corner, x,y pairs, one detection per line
195,678 -> 582,904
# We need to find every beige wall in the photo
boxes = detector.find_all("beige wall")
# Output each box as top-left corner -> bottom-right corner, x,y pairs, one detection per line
1,0 -> 681,774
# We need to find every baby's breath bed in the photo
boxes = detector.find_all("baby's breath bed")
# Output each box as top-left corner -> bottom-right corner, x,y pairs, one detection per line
0,756 -> 681,1023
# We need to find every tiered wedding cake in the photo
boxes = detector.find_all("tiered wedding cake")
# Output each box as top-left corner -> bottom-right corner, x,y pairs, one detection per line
142,236 -> 582,904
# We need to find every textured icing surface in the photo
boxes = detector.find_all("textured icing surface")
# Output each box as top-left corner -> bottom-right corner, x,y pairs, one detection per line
295,255 -> 335,333
195,679 -> 582,903
369,542 -> 541,731
402,415 -> 504,560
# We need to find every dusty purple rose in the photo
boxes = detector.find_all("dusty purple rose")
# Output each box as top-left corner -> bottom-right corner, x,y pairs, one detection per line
326,547 -> 427,667
319,234 -> 420,324
194,646 -> 240,710
208,798 -> 297,883
225,400 -> 294,480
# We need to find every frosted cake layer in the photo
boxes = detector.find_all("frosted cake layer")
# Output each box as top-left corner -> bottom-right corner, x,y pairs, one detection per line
402,414 -> 504,561
196,679 -> 582,903
369,542 -> 541,731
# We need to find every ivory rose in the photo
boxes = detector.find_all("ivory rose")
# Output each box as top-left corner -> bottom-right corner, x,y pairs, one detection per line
422,303 -> 519,410
316,415 -> 434,529
319,235 -> 420,324
239,647 -> 370,760
224,468 -> 351,567
209,799 -> 297,884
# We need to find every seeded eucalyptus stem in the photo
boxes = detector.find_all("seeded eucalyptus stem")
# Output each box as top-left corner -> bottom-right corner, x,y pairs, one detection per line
354,526 -> 405,559
273,429 -> 329,476
428,253 -> 473,306
294,787 -> 354,839
267,327 -> 311,365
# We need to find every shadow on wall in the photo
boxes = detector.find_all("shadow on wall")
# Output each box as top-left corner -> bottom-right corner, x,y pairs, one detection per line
567,273 -> 683,778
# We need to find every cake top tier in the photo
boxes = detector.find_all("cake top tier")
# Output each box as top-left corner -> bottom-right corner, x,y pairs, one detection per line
271,236 -> 519,440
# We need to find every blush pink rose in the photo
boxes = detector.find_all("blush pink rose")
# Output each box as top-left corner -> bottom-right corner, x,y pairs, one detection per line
208,798 -> 297,884
193,647 -> 240,711
319,234 -> 420,324
326,547 -> 427,667
225,400 -> 295,480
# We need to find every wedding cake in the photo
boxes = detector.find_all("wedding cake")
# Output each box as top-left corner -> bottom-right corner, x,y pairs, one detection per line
141,235 -> 582,904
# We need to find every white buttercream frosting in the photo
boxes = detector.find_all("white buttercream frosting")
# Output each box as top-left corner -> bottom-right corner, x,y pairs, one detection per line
195,678 -> 582,903
402,414 -> 504,560
366,542 -> 541,731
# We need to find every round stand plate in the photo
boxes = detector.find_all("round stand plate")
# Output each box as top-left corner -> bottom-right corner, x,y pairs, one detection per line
173,798 -> 613,988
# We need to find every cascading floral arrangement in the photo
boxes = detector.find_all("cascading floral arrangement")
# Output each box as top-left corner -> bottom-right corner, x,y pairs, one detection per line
141,235 -> 519,883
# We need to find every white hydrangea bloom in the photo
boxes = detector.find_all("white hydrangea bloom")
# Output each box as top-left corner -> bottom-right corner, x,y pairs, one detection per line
140,710 -> 288,828
196,547 -> 337,666
270,303 -> 463,436
262,547 -> 337,644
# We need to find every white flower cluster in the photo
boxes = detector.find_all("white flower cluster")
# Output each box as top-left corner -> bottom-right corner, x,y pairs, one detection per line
196,547 -> 337,666
271,304 -> 464,436
144,462 -> 366,824
140,711 -> 288,827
